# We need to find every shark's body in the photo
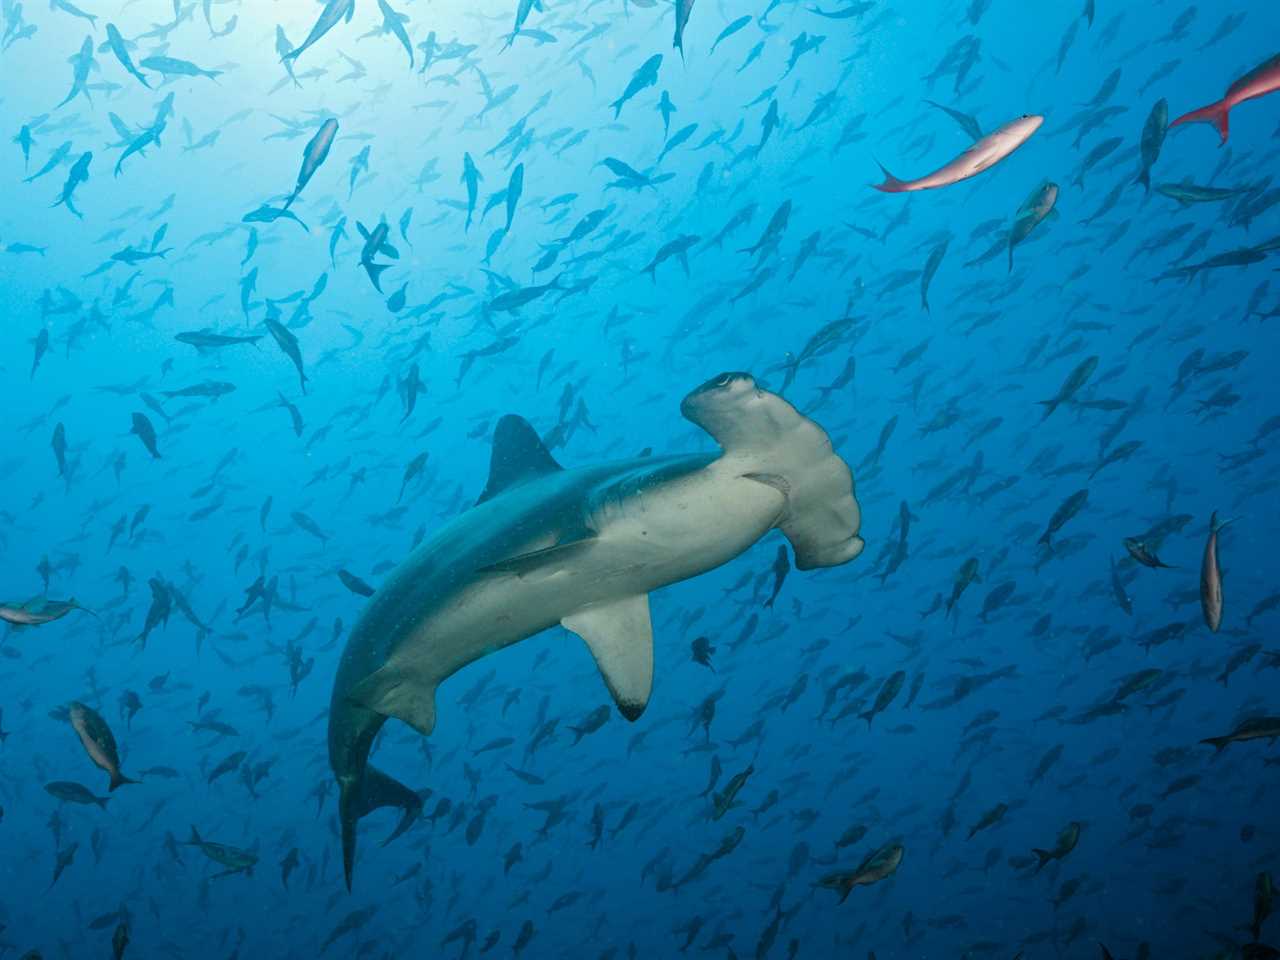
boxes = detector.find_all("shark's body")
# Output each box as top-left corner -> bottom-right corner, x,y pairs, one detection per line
328,373 -> 863,887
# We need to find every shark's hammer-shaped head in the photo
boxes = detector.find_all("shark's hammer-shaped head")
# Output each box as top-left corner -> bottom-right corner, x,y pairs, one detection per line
681,371 -> 864,571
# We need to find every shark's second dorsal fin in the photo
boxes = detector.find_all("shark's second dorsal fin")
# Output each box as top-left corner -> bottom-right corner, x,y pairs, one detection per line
563,595 -> 654,722
476,414 -> 563,505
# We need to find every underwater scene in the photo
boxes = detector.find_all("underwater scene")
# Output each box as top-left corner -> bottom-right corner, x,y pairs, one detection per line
2,0 -> 1279,956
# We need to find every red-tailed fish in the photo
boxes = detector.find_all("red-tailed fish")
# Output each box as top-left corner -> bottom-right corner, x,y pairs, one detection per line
1171,53 -> 1280,145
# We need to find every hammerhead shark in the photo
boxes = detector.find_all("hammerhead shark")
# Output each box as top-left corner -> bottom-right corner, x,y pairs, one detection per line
328,372 -> 865,887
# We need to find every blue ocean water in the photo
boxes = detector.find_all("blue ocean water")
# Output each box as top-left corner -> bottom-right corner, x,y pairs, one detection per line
2,0 -> 1279,956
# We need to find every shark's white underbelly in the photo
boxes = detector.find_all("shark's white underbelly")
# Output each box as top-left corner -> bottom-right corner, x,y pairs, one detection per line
388,460 -> 783,690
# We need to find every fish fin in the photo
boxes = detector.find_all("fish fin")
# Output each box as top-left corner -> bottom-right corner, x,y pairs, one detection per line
335,768 -> 424,896
682,374 -> 862,570
562,594 -> 654,721
475,414 -> 563,504
108,771 -> 140,791
743,472 -> 792,519
364,261 -> 390,292
363,766 -> 424,847
1171,100 -> 1230,145
871,158 -> 906,193
477,536 -> 595,577
346,664 -> 437,736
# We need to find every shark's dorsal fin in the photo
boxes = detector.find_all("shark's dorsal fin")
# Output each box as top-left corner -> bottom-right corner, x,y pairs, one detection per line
476,414 -> 563,505
563,595 -> 654,721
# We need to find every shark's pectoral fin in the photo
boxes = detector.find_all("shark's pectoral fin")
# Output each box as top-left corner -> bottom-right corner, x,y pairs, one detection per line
563,594 -> 654,721
743,472 -> 792,521
347,665 -> 437,736
476,414 -> 563,505
478,535 -> 595,577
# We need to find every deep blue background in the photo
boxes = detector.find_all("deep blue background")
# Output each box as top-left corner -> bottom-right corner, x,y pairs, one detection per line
1,0 -> 1278,956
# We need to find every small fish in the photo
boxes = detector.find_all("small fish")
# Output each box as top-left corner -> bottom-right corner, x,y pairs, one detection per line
105,24 -> 151,88
53,152 -> 92,219
130,412 -> 161,459
1134,99 -> 1168,193
285,0 -> 356,63
873,115 -> 1042,193
1199,512 -> 1234,632
763,545 -> 790,608
1038,490 -> 1088,547
816,842 -> 904,902
284,118 -> 338,209
338,569 -> 375,598
1201,716 -> 1280,752
1122,538 -> 1173,568
68,701 -> 139,791
175,331 -> 262,351
44,780 -> 109,808
611,55 -> 663,119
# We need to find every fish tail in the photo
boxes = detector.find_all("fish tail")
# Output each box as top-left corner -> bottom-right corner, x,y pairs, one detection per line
364,261 -> 390,293
1170,100 -> 1230,145
1031,848 -> 1052,871
1199,735 -> 1230,753
1209,511 -> 1237,535
870,158 -> 906,193
339,765 -> 423,891
109,770 -> 140,791
1133,167 -> 1150,193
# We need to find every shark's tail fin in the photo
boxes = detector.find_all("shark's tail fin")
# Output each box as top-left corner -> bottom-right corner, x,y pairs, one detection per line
1199,734 -> 1231,753
339,765 -> 423,890
681,373 -> 863,570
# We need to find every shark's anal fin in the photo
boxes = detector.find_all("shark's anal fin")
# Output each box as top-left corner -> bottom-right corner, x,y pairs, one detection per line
476,414 -> 563,505
346,664 -> 437,736
563,595 -> 654,722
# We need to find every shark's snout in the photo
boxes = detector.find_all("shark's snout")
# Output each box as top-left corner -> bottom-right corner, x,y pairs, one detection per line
691,371 -> 754,396
681,372 -> 757,426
